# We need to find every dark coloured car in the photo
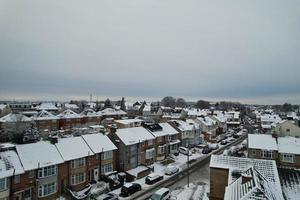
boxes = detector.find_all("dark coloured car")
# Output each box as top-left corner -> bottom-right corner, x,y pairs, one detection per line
202,147 -> 212,154
145,173 -> 164,185
120,183 -> 141,197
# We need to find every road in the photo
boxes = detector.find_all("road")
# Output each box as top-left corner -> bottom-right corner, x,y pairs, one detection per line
133,134 -> 247,200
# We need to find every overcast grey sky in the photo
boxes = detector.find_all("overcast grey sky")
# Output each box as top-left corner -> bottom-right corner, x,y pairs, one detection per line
0,0 -> 300,104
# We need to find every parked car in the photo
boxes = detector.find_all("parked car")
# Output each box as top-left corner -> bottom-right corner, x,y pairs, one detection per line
202,147 -> 212,154
150,188 -> 171,200
208,143 -> 219,150
120,183 -> 141,197
179,147 -> 192,156
97,193 -> 119,200
220,140 -> 228,145
164,165 -> 179,175
233,134 -> 240,138
196,144 -> 207,149
145,173 -> 164,185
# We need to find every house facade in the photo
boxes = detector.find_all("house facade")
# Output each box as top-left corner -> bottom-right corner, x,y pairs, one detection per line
109,127 -> 155,172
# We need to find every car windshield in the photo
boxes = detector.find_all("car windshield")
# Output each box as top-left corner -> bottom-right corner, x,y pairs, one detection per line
150,193 -> 161,200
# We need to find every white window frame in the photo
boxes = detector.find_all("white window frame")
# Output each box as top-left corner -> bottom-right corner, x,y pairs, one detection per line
101,151 -> 113,160
101,163 -> 113,174
71,158 -> 86,169
71,173 -> 86,185
38,165 -> 57,178
158,145 -> 165,155
0,178 -> 7,191
38,181 -> 57,197
261,150 -> 273,159
146,148 -> 154,159
281,153 -> 295,163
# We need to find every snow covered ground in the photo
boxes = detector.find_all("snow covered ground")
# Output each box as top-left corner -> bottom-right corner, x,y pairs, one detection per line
171,181 -> 209,200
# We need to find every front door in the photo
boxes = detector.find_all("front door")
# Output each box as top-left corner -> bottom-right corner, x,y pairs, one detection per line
94,168 -> 99,181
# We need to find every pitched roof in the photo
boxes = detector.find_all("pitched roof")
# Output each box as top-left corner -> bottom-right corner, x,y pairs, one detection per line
55,137 -> 94,161
36,103 -> 58,111
16,141 -> 64,171
0,150 -> 24,175
81,133 -> 117,153
57,109 -> 81,119
224,167 -> 284,200
33,110 -> 59,120
0,113 -> 32,123
277,137 -> 300,155
115,127 -> 155,145
210,155 -> 283,200
248,134 -> 278,151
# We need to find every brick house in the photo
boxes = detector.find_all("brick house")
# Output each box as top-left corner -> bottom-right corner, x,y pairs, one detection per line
57,109 -> 83,130
109,127 -> 155,172
54,137 -> 94,192
15,141 -> 65,200
32,110 -> 59,131
144,123 -> 180,161
81,133 -> 117,179
80,109 -> 102,126
248,134 -> 300,169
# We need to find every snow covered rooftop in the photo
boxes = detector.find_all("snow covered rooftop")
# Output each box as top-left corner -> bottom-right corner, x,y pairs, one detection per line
224,167 -> 284,200
147,123 -> 179,137
0,104 -> 8,110
55,136 -> 94,161
0,113 -> 32,123
16,141 -> 64,171
33,110 -> 59,120
0,150 -> 24,175
99,108 -> 127,116
248,134 -> 278,150
114,118 -> 144,125
278,137 -> 300,155
81,109 -> 101,117
81,133 -> 117,153
197,116 -> 216,126
64,103 -> 79,109
115,127 -> 155,145
210,155 -> 283,199
173,120 -> 198,131
0,156 -> 14,179
57,109 -> 81,119
187,109 -> 208,117
36,102 -> 58,111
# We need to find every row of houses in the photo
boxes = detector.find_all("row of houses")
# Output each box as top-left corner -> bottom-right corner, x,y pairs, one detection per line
0,108 -> 127,132
248,134 -> 300,169
0,133 -> 117,200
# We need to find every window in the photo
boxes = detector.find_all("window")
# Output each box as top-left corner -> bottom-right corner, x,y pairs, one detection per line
101,151 -> 113,160
38,165 -> 56,178
0,178 -> 7,191
252,149 -> 256,156
71,158 -> 86,168
24,188 -> 32,200
281,154 -> 294,163
28,170 -> 35,178
286,129 -> 290,132
14,175 -> 20,184
146,148 -> 154,159
101,163 -> 113,174
71,173 -> 86,185
261,150 -> 273,158
158,145 -> 165,155
38,181 -> 56,197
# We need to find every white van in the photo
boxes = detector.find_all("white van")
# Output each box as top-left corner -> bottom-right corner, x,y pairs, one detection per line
178,147 -> 192,156
150,188 -> 170,200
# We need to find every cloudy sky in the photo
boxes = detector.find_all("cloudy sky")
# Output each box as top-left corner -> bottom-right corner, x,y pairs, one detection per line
0,0 -> 299,104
